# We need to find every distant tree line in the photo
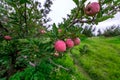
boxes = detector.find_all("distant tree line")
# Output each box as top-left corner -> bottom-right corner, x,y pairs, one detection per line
98,25 -> 120,37
81,25 -> 120,37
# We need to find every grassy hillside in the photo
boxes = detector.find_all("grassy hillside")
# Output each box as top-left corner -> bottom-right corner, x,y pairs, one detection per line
9,36 -> 120,80
71,36 -> 120,80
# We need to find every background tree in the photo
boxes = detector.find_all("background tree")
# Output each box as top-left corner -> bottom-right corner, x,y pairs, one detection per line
98,25 -> 120,37
81,25 -> 96,37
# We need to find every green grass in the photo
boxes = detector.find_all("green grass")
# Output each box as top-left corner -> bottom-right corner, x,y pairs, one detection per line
71,36 -> 120,80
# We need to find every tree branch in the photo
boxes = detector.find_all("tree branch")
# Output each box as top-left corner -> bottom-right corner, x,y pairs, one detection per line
24,2 -> 28,36
67,18 -> 95,27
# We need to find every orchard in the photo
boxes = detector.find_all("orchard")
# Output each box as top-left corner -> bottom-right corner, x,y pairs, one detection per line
0,0 -> 120,80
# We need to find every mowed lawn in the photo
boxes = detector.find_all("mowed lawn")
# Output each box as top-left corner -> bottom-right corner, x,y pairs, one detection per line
71,36 -> 120,80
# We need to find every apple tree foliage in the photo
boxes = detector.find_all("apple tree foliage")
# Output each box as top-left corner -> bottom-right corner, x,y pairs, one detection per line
0,0 -> 120,80
0,0 -> 52,38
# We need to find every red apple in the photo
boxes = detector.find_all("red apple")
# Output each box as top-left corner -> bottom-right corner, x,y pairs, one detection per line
73,38 -> 80,45
54,40 -> 66,52
65,38 -> 74,48
4,35 -> 12,40
84,2 -> 100,16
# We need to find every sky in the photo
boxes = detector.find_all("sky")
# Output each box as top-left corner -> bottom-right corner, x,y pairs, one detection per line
47,0 -> 76,24
41,0 -> 120,32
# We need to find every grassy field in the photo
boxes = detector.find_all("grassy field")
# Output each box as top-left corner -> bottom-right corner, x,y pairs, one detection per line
70,36 -> 120,80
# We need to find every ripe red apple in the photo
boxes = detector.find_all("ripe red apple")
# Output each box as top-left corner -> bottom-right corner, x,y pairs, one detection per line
65,38 -> 74,48
84,2 -> 100,16
54,40 -> 66,52
4,35 -> 12,40
39,29 -> 46,34
73,38 -> 80,45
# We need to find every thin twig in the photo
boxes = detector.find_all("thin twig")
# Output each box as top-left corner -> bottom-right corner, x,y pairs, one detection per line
67,18 -> 95,27
108,5 -> 120,15
48,58 -> 70,71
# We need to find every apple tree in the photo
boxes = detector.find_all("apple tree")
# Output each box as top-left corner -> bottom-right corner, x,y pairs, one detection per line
0,0 -> 120,80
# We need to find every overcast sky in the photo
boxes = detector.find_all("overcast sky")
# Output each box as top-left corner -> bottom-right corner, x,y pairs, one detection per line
42,0 -> 120,31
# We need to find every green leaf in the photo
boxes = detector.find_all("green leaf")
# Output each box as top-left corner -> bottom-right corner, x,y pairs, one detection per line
0,7 -> 6,11
73,0 -> 79,6
114,0 -> 120,5
81,0 -> 86,4
5,0 -> 17,7
20,0 -> 30,4
52,23 -> 58,38
97,11 -> 103,18
103,0 -> 112,4
96,15 -> 114,22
